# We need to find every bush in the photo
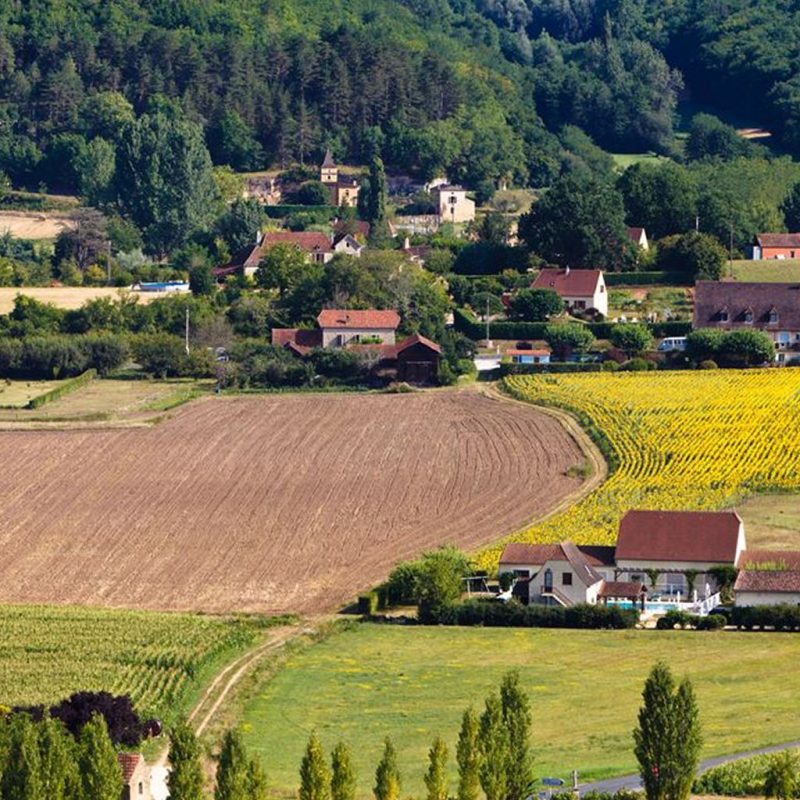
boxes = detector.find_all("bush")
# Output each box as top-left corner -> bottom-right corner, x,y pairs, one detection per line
700,359 -> 718,370
358,592 -> 380,616
729,604 -> 800,631
694,751 -> 778,796
621,357 -> 654,371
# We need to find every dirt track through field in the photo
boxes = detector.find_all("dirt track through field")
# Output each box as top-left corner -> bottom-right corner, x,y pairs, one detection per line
0,391 -> 584,613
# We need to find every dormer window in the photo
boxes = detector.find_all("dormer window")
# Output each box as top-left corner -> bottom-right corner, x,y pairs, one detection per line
769,307 -> 779,324
744,307 -> 754,324
719,307 -> 729,323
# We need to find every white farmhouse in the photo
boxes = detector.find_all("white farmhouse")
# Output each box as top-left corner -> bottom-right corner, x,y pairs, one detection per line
531,268 -> 608,318
433,185 -> 475,224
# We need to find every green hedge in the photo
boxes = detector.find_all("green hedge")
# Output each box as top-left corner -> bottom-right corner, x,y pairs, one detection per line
605,271 -> 693,286
454,308 -> 691,341
27,369 -> 96,409
429,600 -> 638,629
729,604 -> 800,631
500,362 -> 603,375
262,204 -> 337,219
693,751 -> 782,796
655,610 -> 727,630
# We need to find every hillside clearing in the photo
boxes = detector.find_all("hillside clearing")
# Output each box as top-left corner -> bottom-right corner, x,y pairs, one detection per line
727,260 -> 800,282
733,493 -> 800,550
0,211 -> 75,239
243,624 -> 800,797
0,390 -> 585,613
0,287 -> 160,313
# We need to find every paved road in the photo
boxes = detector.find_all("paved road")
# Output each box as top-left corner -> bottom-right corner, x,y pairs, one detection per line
576,740 -> 800,795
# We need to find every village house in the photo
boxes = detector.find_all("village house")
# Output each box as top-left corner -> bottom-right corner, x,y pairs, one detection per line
507,345 -> 551,365
627,226 -> 650,251
500,509 -> 746,609
320,150 -> 361,207
531,268 -> 608,318
119,753 -> 151,800
272,310 -> 443,383
734,550 -> 800,606
215,230 -> 335,279
693,281 -> 800,364
433,185 -> 475,224
332,232 -> 364,258
752,233 -> 800,260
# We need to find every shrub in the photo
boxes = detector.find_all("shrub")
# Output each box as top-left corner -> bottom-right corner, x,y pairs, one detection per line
700,360 -> 718,370
694,751 -> 781,796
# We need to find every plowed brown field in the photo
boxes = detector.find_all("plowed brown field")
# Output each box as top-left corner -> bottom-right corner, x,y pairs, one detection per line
0,391 -> 583,614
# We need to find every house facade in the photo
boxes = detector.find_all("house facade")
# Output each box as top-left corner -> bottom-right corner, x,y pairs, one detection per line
532,268 -> 608,318
433,185 -> 475,224
734,550 -> 800,606
333,233 -> 364,258
752,233 -> 800,260
119,753 -> 151,800
216,231 -> 335,279
320,150 -> 361,207
627,227 -> 650,251
500,509 -> 745,608
693,281 -> 800,364
317,309 -> 400,347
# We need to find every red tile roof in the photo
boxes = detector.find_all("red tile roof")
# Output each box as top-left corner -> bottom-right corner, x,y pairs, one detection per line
393,334 -> 443,356
598,580 -> 645,599
499,542 -> 615,568
756,233 -> 800,248
616,510 -> 743,564
263,231 -> 332,254
317,309 -> 400,330
734,569 -> 800,594
118,753 -> 144,783
532,268 -> 603,297
271,328 -> 322,349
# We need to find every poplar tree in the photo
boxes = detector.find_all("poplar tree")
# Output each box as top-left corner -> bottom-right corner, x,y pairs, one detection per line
1,713 -> 43,800
38,716 -> 78,800
247,756 -> 269,800
478,694 -> 511,800
331,742 -> 357,800
300,732 -> 332,800
424,737 -> 449,800
456,707 -> 481,800
77,714 -> 123,800
634,662 -> 702,800
374,738 -> 401,800
500,670 -> 534,800
167,720 -> 205,800
215,729 -> 251,800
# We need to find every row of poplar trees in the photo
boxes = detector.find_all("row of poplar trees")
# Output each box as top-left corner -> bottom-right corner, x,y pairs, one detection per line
296,670 -> 534,800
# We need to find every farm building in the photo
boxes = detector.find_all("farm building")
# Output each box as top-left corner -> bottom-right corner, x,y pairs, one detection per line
500,509 -> 746,610
752,233 -> 800,260
693,281 -> 800,364
119,753 -> 151,800
734,550 -> 800,606
531,268 -> 608,318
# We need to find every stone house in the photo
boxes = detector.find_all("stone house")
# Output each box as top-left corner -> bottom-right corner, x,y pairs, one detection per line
118,753 -> 151,800
317,309 -> 400,347
320,150 -> 361,207
432,185 -> 475,224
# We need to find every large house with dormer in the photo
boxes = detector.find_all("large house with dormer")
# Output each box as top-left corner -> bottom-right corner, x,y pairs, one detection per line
693,281 -> 800,364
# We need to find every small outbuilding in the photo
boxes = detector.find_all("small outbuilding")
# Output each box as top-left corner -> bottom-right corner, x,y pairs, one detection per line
119,753 -> 151,800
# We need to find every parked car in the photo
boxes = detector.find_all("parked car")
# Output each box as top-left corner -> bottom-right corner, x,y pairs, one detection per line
657,336 -> 687,352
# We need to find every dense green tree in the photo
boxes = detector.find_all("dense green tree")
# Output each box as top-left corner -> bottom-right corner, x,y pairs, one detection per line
295,181 -> 331,206
424,738 -> 449,800
374,739 -> 401,800
655,232 -> 727,280
618,163 -> 697,240
80,92 -> 135,142
722,330 -> 775,367
366,155 -> 390,246
478,694 -> 511,800
216,199 -> 265,254
1,714 -> 44,800
255,244 -> 311,298
38,717 -> 78,800
685,329 -> 726,363
685,114 -> 751,162
116,111 -> 220,255
610,323 -> 653,357
216,730 -> 252,800
520,171 -> 635,270
247,758 -> 269,800
189,263 -> 216,296
415,546 -> 470,621
77,715 -> 124,800
300,732 -> 332,800
133,333 -> 187,378
544,323 -> 595,358
456,707 -> 481,800
76,138 -> 117,207
500,671 -> 534,800
633,663 -> 702,800
167,720 -> 205,800
509,288 -> 564,322
331,742 -> 357,800
781,182 -> 800,232
208,110 -> 264,171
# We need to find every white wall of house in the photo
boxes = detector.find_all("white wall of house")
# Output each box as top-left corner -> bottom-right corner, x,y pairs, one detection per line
526,559 -> 601,605
561,276 -> 607,317
615,559 -> 733,596
735,591 -> 800,607
436,190 -> 475,224
321,327 -> 396,347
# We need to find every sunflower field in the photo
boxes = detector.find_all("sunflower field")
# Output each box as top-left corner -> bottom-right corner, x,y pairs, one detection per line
477,369 -> 800,571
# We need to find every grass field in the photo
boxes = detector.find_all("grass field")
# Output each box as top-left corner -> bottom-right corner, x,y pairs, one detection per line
727,260 -> 800,282
733,493 -> 800,550
0,378 -> 212,424
611,153 -> 670,170
0,604 -> 269,721
243,624 -> 800,797
0,287 -> 159,314
478,370 -> 800,569
0,379 -> 67,408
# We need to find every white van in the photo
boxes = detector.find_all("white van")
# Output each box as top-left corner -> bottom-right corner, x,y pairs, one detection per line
657,336 -> 687,352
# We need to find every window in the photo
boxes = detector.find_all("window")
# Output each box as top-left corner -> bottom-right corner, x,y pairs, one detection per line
139,783 -> 144,795
769,309 -> 779,324
719,309 -> 729,322
744,309 -> 754,324
562,572 -> 573,586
